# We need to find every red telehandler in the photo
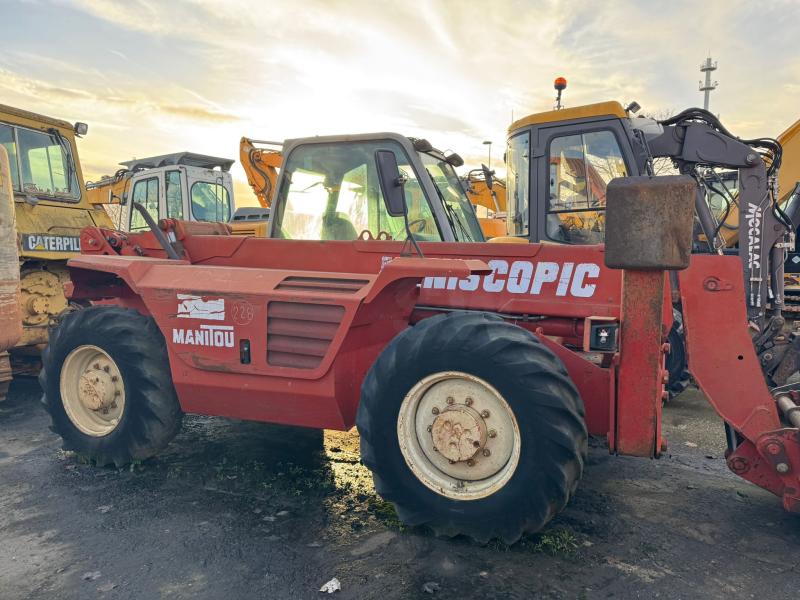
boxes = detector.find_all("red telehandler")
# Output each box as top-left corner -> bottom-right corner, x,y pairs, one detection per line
41,134 -> 800,544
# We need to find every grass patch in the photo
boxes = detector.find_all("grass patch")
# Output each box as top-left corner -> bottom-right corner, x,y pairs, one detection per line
524,527 -> 579,556
487,526 -> 579,556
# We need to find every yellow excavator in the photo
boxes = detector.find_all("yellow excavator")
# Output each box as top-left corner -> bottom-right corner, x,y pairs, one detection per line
235,137 -> 282,236
0,104 -> 114,397
463,168 -> 508,238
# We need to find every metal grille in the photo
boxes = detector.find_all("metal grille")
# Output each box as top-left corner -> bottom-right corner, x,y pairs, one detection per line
267,301 -> 345,369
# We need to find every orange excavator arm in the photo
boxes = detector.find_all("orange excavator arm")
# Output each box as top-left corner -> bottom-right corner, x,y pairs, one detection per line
240,137 -> 282,208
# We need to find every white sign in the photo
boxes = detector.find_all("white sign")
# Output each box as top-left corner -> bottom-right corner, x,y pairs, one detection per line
172,324 -> 234,348
21,234 -> 80,252
177,293 -> 225,320
422,259 -> 600,298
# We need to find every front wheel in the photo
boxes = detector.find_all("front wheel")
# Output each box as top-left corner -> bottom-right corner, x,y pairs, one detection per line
40,306 -> 182,467
357,312 -> 587,544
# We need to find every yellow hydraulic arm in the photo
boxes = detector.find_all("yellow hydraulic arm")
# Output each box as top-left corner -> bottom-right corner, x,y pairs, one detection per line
464,169 -> 508,238
85,169 -> 130,205
240,137 -> 282,208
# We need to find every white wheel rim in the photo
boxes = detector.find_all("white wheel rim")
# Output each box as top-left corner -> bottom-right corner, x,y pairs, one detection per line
397,371 -> 521,501
60,345 -> 126,437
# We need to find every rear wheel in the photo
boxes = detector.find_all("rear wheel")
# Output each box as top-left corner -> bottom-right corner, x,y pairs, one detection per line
40,306 -> 182,467
357,312 -> 587,544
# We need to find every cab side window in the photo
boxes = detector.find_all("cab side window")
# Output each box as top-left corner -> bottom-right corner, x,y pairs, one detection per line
0,124 -> 19,190
165,171 -> 183,219
547,130 -> 627,244
130,177 -> 160,231
506,132 -> 530,236
191,182 -> 230,222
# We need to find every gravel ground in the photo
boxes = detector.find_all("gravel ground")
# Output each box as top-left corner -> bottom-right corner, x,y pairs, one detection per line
1,379 -> 799,599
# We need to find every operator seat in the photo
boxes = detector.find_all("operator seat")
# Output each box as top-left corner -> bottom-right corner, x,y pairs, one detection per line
321,213 -> 358,240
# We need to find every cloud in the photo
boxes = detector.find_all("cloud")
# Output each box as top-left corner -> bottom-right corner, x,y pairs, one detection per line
159,104 -> 241,123
0,67 -> 94,102
109,49 -> 128,61
0,67 -> 239,122
7,0 -> 799,191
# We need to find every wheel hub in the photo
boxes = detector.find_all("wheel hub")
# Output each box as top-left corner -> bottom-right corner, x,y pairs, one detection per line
397,371 -> 521,500
78,368 -> 116,411
60,345 -> 125,437
430,405 -> 487,462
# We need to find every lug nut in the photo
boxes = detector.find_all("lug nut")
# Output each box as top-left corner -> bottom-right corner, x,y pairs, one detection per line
482,449 -> 491,457
466,459 -> 475,467
427,425 -> 432,432
488,429 -> 497,438
465,397 -> 473,406
776,462 -> 790,474
111,376 -> 118,382
481,410 -> 490,418
103,365 -> 110,373
432,407 -> 440,415
446,396 -> 455,405
114,390 -> 120,396
93,363 -> 100,370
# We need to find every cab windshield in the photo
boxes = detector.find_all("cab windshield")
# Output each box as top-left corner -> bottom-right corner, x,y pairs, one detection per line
418,152 -> 483,242
272,140 -> 443,242
0,123 -> 80,200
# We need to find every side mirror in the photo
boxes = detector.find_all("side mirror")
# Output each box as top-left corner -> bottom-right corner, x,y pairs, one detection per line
481,163 -> 493,190
375,150 -> 407,217
445,152 -> 464,168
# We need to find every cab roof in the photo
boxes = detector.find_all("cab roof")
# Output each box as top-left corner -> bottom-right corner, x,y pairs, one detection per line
0,103 -> 75,131
120,152 -> 234,172
508,101 -> 627,133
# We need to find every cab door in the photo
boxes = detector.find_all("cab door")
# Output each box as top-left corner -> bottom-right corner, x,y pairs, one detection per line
164,169 -> 187,221
530,118 -> 640,244
127,171 -> 164,232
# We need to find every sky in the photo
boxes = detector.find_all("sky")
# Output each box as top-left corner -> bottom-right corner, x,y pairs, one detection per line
1,0 -> 798,207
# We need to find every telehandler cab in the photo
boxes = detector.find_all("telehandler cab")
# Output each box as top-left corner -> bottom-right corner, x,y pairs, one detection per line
42,132 -> 800,541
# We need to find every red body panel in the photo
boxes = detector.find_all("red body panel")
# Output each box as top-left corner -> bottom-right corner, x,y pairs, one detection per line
76,235 -> 621,435
69,251 -> 487,429
71,227 -> 800,513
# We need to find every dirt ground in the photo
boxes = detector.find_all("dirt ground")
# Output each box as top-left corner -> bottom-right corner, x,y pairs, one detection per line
1,378 -> 799,600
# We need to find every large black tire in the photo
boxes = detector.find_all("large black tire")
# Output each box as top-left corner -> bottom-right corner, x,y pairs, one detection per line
357,312 -> 587,544
40,306 -> 182,467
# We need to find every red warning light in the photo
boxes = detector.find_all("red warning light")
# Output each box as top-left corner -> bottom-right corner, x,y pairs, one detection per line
554,77 -> 568,91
